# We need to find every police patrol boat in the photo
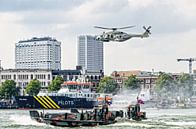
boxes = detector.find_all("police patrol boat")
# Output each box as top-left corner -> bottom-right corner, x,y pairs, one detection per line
15,81 -> 112,109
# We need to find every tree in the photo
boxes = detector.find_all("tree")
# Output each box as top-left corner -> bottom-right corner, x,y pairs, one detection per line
155,72 -> 176,91
25,79 -> 41,96
48,76 -> 64,92
154,72 -> 178,99
177,73 -> 193,97
178,73 -> 192,85
0,80 -> 19,99
97,77 -> 118,93
123,75 -> 140,90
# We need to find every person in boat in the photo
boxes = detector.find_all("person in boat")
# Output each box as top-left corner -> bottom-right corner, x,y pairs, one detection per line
128,97 -> 143,120
127,105 -> 131,119
101,104 -> 109,121
93,107 -> 98,121
65,113 -> 67,119
80,109 -> 84,120
40,111 -> 44,118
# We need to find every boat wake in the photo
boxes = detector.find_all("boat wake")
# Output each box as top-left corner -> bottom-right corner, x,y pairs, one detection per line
110,121 -> 152,128
106,114 -> 196,129
9,114 -> 45,126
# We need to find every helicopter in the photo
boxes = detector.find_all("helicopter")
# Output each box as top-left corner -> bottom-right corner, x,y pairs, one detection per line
94,26 -> 151,42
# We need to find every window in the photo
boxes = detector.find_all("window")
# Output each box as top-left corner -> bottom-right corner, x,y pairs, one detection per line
31,74 -> 33,79
48,74 -> 50,80
13,74 -> 16,80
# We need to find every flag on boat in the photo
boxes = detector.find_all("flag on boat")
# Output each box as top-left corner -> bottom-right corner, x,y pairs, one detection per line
137,99 -> 144,104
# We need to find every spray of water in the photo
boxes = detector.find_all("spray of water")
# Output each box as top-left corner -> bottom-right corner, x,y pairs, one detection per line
9,114 -> 45,126
110,88 -> 140,110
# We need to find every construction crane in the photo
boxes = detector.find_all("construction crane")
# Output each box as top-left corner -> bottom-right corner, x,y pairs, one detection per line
177,58 -> 196,74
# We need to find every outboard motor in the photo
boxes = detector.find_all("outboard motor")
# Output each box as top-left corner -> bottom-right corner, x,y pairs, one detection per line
29,110 -> 42,122
29,110 -> 40,118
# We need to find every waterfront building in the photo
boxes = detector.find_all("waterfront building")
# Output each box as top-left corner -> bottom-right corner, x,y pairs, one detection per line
111,70 -> 185,101
0,69 -> 52,95
0,67 -> 103,95
15,37 -> 61,70
0,69 -> 82,95
111,70 -> 158,90
77,35 -> 103,73
111,70 -> 158,100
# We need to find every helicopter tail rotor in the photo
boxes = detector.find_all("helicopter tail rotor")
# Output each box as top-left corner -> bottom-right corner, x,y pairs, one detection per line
143,26 -> 151,34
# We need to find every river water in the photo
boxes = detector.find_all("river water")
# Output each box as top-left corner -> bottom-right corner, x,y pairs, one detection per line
1,108 -> 196,129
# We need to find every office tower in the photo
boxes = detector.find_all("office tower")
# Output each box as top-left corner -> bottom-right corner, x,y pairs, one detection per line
77,35 -> 103,73
15,37 -> 61,70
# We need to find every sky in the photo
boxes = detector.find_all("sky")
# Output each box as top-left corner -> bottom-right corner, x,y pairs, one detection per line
0,0 -> 196,75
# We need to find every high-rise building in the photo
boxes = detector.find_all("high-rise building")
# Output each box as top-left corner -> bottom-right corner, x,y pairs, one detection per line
77,35 -> 103,73
15,37 -> 61,70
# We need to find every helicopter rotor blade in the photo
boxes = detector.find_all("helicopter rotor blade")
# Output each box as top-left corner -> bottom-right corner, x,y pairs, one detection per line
94,26 -> 115,30
118,26 -> 135,30
94,25 -> 135,31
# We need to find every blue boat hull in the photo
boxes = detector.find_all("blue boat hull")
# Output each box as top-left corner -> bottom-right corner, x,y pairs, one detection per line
15,96 -> 97,109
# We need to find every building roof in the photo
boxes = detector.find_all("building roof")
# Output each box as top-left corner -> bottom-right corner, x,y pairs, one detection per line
62,81 -> 93,86
111,70 -> 142,77
1,69 -> 52,72
18,37 -> 58,43
52,69 -> 81,75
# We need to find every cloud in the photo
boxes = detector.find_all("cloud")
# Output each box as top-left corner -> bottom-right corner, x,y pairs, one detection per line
0,0 -> 84,12
0,0 -> 196,74
169,0 -> 196,19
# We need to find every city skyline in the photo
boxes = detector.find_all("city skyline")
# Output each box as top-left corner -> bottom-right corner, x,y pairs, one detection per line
0,0 -> 196,75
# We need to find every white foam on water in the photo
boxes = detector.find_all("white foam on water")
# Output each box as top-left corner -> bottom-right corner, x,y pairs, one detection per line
165,121 -> 196,126
109,121 -> 152,127
9,114 -> 45,126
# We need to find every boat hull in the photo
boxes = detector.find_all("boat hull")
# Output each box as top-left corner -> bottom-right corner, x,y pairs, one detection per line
15,96 -> 97,109
29,109 -> 121,127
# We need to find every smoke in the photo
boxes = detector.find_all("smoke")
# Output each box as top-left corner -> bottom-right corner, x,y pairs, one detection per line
111,88 -> 140,110
154,80 -> 193,106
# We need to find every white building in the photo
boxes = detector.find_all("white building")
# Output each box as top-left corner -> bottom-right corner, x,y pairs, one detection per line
0,69 -> 83,95
15,37 -> 61,70
77,35 -> 103,73
0,69 -> 52,95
